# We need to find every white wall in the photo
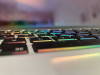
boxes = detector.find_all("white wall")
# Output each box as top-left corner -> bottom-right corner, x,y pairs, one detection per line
54,0 -> 100,26
1,0 -> 100,26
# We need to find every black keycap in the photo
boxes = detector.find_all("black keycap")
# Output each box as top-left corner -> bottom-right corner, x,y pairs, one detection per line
38,30 -> 49,33
32,39 -> 100,53
77,34 -> 89,36
65,30 -> 76,34
52,37 -> 75,41
30,38 -> 39,43
37,34 -> 46,37
0,44 -> 28,55
73,36 -> 95,40
30,37 -> 52,42
41,37 -> 51,40
18,35 -> 27,38
2,38 -> 26,44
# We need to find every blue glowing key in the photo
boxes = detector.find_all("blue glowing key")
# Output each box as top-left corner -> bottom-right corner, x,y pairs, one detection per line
98,37 -> 100,39
39,30 -> 49,33
50,33 -> 61,34
53,31 -> 62,33
79,32 -> 88,33
65,31 -> 76,34
80,38 -> 95,40
93,34 -> 100,35
78,34 -> 89,36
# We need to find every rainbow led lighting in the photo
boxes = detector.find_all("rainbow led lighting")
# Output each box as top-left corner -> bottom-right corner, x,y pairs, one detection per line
53,31 -> 62,33
80,38 -> 95,40
24,32 -> 33,34
36,33 -> 46,34
19,36 -> 35,38
41,36 -> 55,37
39,30 -> 49,33
61,35 -> 73,36
52,53 -> 100,63
7,41 -> 25,44
50,33 -> 61,34
58,39 -> 75,41
33,40 -> 52,42
15,34 -> 28,36
38,45 -> 100,53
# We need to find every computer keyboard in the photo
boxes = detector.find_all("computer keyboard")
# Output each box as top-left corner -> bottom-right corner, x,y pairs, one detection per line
0,28 -> 100,55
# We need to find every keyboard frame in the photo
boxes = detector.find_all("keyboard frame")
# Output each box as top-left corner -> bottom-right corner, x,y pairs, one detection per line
0,26 -> 100,75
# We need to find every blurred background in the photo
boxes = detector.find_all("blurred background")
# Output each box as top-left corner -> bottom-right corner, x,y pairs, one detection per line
0,0 -> 100,27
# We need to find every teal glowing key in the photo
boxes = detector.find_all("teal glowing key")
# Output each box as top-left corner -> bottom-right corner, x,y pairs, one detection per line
80,38 -> 95,40
41,36 -> 55,37
58,39 -> 75,41
39,30 -> 49,33
61,35 -> 73,36
50,33 -> 61,34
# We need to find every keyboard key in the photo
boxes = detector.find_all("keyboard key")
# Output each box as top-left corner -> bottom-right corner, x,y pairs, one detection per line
77,34 -> 89,36
58,39 -> 75,41
36,33 -> 46,35
30,30 -> 37,33
41,35 -> 55,37
30,38 -> 39,43
80,38 -> 95,40
61,35 -> 74,37
65,30 -> 76,34
39,30 -> 49,33
2,38 -> 26,44
32,39 -> 100,53
15,34 -> 28,36
50,33 -> 61,35
53,31 -> 62,33
30,37 -> 52,42
0,44 -> 28,55
52,37 -> 75,41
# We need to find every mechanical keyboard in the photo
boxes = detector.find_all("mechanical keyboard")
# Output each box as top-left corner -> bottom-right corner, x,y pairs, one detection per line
0,28 -> 100,55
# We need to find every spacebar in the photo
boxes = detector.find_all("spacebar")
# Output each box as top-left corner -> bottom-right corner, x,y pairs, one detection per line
32,39 -> 100,53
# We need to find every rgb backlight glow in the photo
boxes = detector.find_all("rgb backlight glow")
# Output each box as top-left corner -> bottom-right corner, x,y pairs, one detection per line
38,45 -> 100,53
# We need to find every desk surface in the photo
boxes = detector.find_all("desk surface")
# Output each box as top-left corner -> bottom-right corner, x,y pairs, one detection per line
0,46 -> 100,75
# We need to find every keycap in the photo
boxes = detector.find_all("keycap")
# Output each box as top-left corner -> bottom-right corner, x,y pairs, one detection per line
38,30 -> 49,33
52,37 -> 75,41
53,31 -> 62,33
30,37 -> 52,42
18,35 -> 28,38
30,38 -> 39,43
61,35 -> 74,37
2,38 -> 26,44
77,34 -> 89,36
0,44 -> 28,55
36,33 -> 46,35
65,30 -> 76,34
73,36 -> 96,40
32,39 -> 100,53
41,35 -> 55,37
0,35 -> 14,39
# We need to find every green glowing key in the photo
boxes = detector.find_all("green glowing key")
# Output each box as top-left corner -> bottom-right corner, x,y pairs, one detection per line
41,36 -> 55,37
58,39 -> 75,41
